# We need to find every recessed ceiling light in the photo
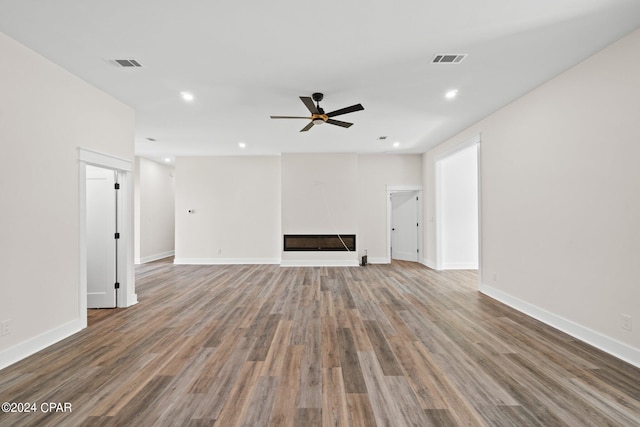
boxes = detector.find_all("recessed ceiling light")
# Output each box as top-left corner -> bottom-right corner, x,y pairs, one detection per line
180,91 -> 194,102
238,142 -> 246,149
164,158 -> 171,162
445,89 -> 458,100
393,141 -> 400,148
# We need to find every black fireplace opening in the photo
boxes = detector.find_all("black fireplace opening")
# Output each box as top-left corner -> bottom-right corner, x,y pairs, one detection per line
283,234 -> 356,251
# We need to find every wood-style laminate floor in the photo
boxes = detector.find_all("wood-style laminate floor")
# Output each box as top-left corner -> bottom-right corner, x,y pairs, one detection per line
1,260 -> 639,426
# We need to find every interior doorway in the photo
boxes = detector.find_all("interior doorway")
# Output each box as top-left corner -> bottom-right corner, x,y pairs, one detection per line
391,192 -> 419,262
386,186 -> 423,263
435,135 -> 480,271
79,148 -> 136,325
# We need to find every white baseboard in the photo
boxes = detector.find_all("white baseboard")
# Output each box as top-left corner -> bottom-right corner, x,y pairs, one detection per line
126,294 -> 139,307
368,257 -> 389,264
280,260 -> 359,267
173,257 -> 281,265
174,258 -> 360,267
480,283 -> 640,368
136,250 -> 175,264
0,319 -> 84,370
443,262 -> 478,270
422,258 -> 437,269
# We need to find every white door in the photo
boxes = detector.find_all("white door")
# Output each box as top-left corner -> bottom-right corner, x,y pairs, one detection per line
86,165 -> 117,308
391,192 -> 419,262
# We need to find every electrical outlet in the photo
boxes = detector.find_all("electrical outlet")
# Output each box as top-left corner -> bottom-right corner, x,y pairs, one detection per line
1,319 -> 11,336
621,315 -> 632,331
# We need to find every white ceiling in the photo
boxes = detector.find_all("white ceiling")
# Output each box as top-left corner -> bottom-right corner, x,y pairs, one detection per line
2,1 -> 639,162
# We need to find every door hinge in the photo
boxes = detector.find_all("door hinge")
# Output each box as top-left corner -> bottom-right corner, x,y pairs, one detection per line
417,248 -> 420,253
114,232 -> 120,239
416,196 -> 419,201
114,183 -> 120,190
417,223 -> 419,227
114,282 -> 120,289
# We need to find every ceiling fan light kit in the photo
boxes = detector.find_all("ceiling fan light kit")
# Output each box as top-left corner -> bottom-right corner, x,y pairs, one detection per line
270,92 -> 364,132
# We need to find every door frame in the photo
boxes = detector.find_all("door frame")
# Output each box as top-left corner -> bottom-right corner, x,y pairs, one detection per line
386,185 -> 423,264
79,148 -> 137,323
434,134 -> 482,277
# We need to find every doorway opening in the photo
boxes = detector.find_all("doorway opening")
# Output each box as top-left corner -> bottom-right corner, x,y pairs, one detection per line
386,186 -> 423,264
434,135 -> 480,272
79,149 -> 136,325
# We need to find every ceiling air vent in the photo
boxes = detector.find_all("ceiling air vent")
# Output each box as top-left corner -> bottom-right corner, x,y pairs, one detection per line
431,54 -> 467,64
110,59 -> 142,67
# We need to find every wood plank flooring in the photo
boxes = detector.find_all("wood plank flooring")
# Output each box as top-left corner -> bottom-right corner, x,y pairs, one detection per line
1,260 -> 640,426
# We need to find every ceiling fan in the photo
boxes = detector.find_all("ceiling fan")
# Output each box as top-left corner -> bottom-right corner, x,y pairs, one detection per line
270,92 -> 364,132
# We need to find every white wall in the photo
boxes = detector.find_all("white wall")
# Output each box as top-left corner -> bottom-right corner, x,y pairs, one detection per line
174,156 -> 281,264
440,146 -> 478,269
135,157 -> 175,263
281,153 -> 359,265
358,154 -> 423,263
423,29 -> 640,366
0,33 -> 134,368
173,153 -> 420,266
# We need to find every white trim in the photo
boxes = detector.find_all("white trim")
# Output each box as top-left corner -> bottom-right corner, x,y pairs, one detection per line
433,134 -> 481,162
477,136 -> 484,287
78,163 -> 88,321
368,257 -> 389,264
386,186 -> 423,264
174,258 -> 281,265
280,260 -> 359,267
386,185 -> 423,192
435,160 -> 444,270
480,283 -> 640,368
78,147 -> 133,172
79,149 -> 137,314
136,250 -> 175,264
442,262 -> 478,270
0,319 -> 84,370
116,170 -> 137,308
421,258 -> 437,269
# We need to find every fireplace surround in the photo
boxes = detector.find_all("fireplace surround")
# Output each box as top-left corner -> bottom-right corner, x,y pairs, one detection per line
283,234 -> 356,251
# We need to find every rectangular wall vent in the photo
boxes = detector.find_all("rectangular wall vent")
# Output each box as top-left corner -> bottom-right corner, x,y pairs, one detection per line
431,54 -> 467,64
110,59 -> 142,67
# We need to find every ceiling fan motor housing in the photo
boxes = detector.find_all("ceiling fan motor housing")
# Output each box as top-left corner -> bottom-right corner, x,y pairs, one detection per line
312,92 -> 324,102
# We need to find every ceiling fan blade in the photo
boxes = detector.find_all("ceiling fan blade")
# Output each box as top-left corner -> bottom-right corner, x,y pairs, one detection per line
270,116 -> 311,119
326,103 -> 364,118
300,122 -> 314,132
300,97 -> 319,114
326,118 -> 353,128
